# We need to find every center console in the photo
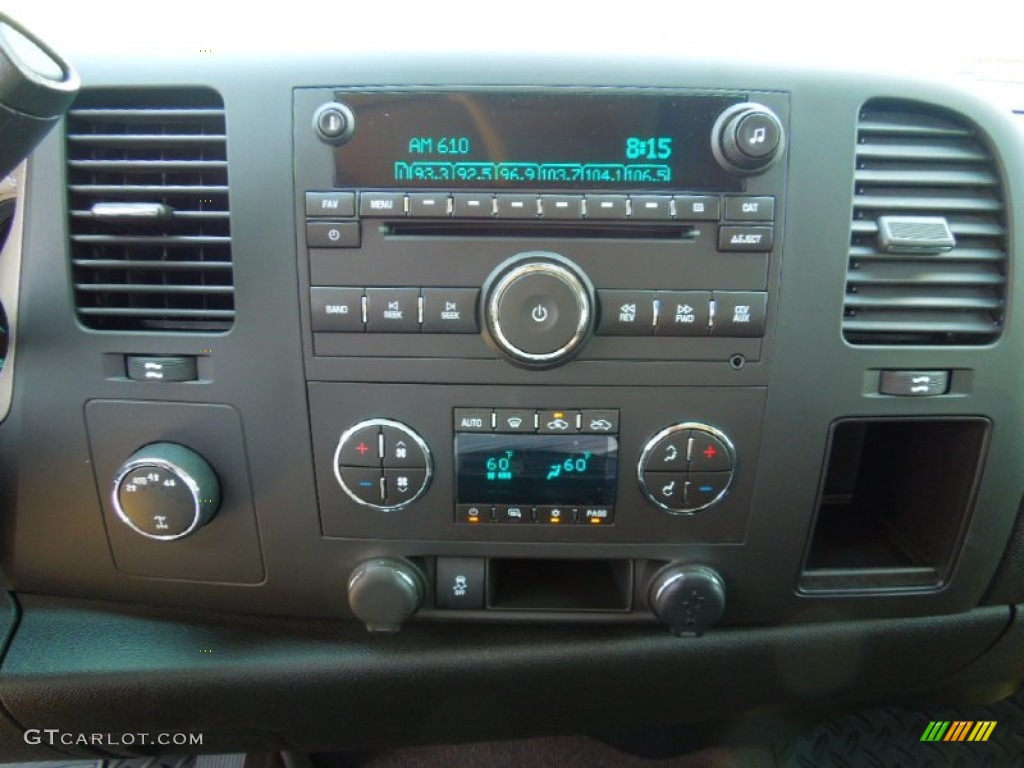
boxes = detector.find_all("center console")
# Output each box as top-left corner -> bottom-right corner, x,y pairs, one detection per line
292,86 -> 788,631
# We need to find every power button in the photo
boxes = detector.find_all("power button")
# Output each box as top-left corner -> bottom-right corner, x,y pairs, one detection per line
485,254 -> 593,367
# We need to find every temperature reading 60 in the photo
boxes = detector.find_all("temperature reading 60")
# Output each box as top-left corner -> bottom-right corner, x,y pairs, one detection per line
546,452 -> 593,481
625,136 -> 673,160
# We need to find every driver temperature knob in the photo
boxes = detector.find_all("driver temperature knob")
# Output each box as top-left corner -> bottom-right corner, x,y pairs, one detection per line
347,558 -> 425,632
648,564 -> 726,636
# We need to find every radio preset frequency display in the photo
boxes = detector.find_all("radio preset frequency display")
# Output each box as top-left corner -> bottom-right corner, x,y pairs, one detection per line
330,90 -> 745,192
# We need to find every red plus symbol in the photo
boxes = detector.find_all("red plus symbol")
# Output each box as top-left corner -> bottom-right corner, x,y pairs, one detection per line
356,442 -> 370,455
703,445 -> 717,459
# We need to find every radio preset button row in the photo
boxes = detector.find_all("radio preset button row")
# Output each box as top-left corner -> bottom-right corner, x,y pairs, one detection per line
454,408 -> 619,434
310,287 -> 479,334
345,190 -> 776,224
456,505 -> 614,526
596,290 -> 766,337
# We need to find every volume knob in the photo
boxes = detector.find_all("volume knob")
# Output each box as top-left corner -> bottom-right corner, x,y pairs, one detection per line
712,103 -> 784,176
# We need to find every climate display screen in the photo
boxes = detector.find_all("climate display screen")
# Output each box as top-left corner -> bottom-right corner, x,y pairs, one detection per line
333,90 -> 744,191
455,433 -> 618,506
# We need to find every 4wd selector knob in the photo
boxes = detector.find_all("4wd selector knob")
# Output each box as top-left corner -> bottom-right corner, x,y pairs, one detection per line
712,103 -> 785,175
112,442 -> 220,541
483,252 -> 594,368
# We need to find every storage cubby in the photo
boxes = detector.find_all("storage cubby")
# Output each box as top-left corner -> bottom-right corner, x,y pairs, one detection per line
800,418 -> 989,592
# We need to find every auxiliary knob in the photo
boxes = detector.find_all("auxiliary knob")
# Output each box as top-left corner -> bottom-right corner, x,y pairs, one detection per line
112,442 -> 220,541
483,252 -> 594,368
348,558 -> 425,632
649,564 -> 726,636
712,103 -> 784,175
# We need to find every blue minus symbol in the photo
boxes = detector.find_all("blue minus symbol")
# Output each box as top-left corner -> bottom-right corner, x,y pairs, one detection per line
359,481 -> 374,488
699,486 -> 714,493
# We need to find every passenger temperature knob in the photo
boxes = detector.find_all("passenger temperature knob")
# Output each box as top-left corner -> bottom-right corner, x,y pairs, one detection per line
649,564 -> 726,636
112,442 -> 220,541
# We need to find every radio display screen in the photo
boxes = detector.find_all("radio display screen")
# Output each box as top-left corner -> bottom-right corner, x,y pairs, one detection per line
332,90 -> 744,191
455,433 -> 618,506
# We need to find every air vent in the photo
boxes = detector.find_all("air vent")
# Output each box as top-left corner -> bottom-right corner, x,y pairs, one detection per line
844,100 -> 1007,345
66,88 -> 234,332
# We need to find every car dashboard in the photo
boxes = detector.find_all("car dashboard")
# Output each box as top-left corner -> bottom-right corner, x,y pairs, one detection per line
0,17 -> 1022,760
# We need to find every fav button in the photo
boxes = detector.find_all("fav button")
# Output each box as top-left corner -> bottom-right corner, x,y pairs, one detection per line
305,191 -> 356,218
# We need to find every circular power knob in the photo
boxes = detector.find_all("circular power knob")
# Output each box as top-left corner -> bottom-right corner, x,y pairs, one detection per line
348,558 -> 425,632
484,252 -> 594,368
112,442 -> 220,541
649,564 -> 726,636
712,103 -> 784,175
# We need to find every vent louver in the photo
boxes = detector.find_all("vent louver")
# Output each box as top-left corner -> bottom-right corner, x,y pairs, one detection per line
66,88 -> 234,332
844,100 -> 1007,345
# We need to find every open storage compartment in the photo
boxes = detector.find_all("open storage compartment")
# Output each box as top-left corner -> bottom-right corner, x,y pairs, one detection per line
487,558 -> 633,612
800,418 -> 989,592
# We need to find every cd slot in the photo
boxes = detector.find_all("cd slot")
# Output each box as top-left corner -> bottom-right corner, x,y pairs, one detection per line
381,221 -> 698,241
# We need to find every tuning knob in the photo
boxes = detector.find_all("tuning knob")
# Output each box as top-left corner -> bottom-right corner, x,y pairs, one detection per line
483,252 -> 594,368
347,558 -> 425,632
712,103 -> 784,175
648,564 -> 726,636
112,442 -> 220,541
